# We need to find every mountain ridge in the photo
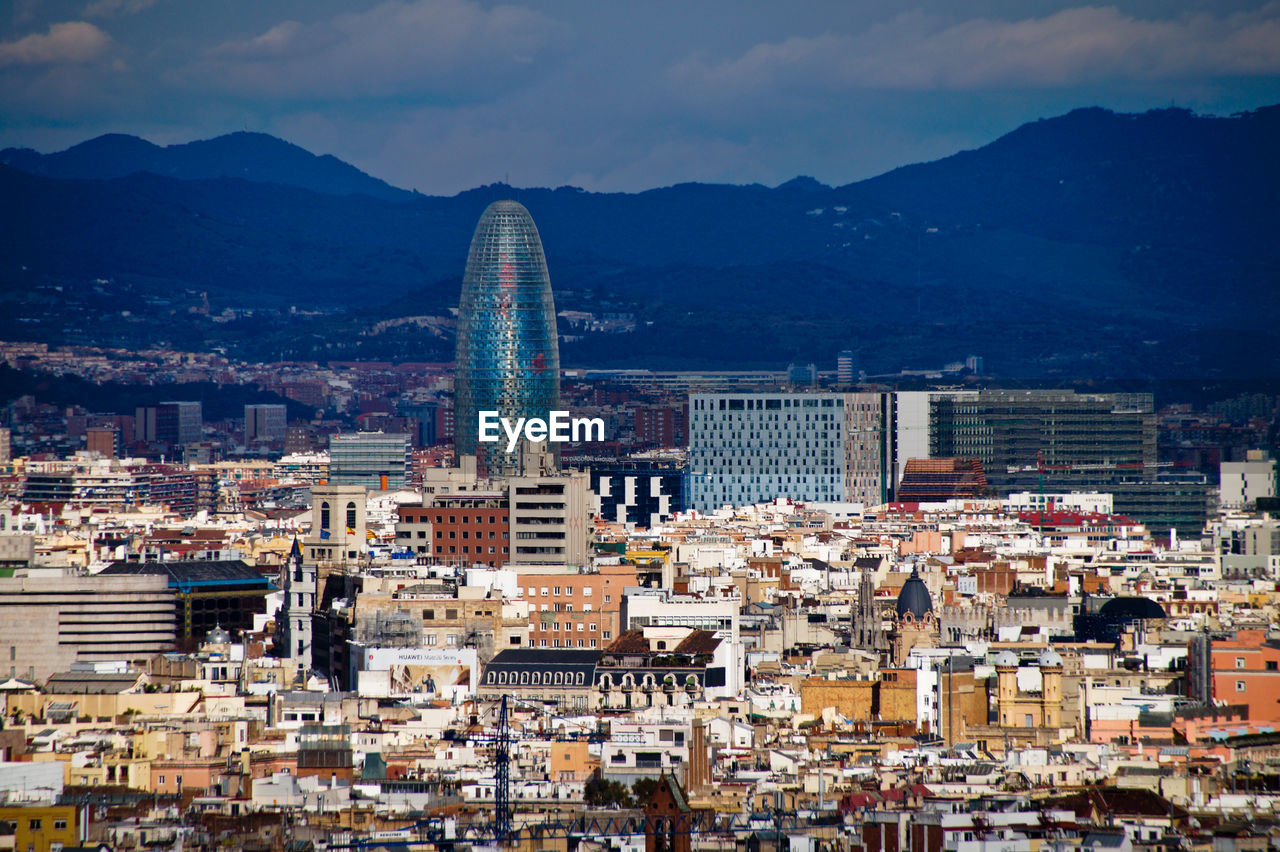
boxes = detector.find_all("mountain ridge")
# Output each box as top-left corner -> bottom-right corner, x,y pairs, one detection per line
0,130 -> 413,202
0,104 -> 1276,377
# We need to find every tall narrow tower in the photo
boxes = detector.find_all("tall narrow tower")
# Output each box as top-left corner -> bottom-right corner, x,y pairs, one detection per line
454,201 -> 560,476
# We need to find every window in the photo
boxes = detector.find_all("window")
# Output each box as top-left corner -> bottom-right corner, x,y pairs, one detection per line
53,820 -> 67,831
1024,714 -> 1033,727
554,586 -> 561,595
1237,658 -> 1247,668
320,501 -> 330,530
1237,680 -> 1247,692
346,502 -> 357,531
423,609 -> 435,620
604,595 -> 612,603
28,820 -> 42,830
583,586 -> 593,596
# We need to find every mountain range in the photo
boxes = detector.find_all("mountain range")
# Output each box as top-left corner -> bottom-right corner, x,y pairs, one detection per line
1,105 -> 1277,378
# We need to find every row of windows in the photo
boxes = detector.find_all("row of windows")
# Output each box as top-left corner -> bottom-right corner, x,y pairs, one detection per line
486,669 -> 586,686
692,397 -> 841,410
535,621 -> 599,632
534,602 -> 593,612
525,585 -> 604,598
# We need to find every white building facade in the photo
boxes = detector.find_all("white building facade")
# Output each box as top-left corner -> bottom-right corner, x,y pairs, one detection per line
689,392 -> 849,511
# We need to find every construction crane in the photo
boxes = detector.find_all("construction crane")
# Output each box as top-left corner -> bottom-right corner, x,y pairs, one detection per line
494,695 -> 512,841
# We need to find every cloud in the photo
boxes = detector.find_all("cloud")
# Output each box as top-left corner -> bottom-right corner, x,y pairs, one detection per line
190,0 -> 557,100
0,21 -> 111,68
672,5 -> 1280,98
83,0 -> 156,18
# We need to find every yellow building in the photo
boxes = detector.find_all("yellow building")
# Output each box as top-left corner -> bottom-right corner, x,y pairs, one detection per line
994,649 -> 1063,729
0,804 -> 81,852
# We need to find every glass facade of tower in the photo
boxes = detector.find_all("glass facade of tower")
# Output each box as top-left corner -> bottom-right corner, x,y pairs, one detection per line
454,201 -> 560,476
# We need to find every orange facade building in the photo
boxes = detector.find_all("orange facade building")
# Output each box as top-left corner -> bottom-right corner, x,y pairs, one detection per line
1209,628 -> 1280,720
517,564 -> 637,650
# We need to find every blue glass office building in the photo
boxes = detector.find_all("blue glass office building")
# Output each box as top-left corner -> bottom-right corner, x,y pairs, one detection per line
455,201 -> 560,475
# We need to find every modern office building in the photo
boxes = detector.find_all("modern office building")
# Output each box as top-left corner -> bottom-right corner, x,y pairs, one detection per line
689,392 -> 851,511
454,200 -> 560,477
590,458 -> 687,527
889,390 -> 977,490
686,388 -> 1183,520
245,404 -> 288,446
929,390 -> 1157,488
327,432 -> 410,489
135,401 -> 202,450
0,573 -> 177,682
844,391 -> 890,506
99,559 -> 274,648
926,390 -> 1207,532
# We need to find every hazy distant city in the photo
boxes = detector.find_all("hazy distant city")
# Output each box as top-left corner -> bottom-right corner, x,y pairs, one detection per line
2,2 -> 1280,851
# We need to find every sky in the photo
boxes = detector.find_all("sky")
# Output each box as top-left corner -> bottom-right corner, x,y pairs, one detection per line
2,0 -> 1280,194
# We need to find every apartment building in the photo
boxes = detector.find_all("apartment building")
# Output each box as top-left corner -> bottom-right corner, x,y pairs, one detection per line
516,564 -> 638,650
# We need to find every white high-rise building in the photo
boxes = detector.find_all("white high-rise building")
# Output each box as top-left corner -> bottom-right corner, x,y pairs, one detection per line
1221,450 -> 1277,510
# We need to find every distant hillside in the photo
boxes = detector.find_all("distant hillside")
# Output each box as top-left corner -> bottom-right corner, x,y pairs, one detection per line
0,105 -> 1277,378
0,131 -> 412,202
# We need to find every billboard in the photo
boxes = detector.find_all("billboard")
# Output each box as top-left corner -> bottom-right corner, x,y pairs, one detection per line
353,646 -> 478,701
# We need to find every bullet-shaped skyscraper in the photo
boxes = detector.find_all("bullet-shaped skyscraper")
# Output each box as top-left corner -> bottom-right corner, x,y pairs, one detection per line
454,201 -> 560,475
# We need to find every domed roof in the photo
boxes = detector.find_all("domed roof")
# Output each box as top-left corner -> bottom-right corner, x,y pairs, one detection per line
895,568 -> 933,620
1038,648 -> 1064,667
1098,597 -> 1166,620
993,651 -> 1019,667
205,624 -> 232,644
